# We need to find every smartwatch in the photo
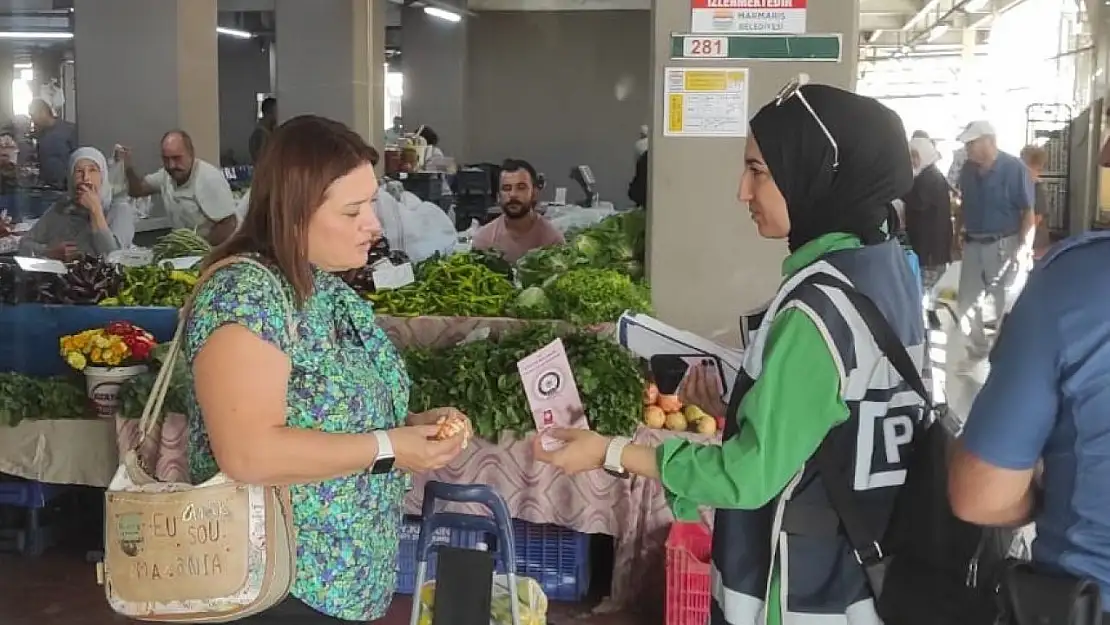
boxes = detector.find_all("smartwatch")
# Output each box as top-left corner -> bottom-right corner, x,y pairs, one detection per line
603,436 -> 632,479
370,430 -> 396,474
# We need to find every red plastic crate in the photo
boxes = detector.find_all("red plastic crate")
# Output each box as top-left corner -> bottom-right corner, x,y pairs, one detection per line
665,522 -> 712,625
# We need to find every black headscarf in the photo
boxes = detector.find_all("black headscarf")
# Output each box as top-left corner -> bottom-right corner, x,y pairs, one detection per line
749,84 -> 913,252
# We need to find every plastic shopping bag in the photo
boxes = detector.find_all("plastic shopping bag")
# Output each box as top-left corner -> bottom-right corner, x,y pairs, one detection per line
375,191 -> 456,263
416,574 -> 548,625
107,158 -> 129,199
544,204 -> 615,235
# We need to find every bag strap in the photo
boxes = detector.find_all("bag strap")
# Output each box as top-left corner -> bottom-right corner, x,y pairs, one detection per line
804,273 -> 932,407
135,255 -> 297,446
782,271 -> 933,595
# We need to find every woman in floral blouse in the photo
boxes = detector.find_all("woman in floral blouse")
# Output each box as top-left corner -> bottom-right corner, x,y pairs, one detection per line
185,115 -> 470,623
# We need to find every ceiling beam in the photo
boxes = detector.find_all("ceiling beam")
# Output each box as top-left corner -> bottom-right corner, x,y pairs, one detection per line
902,0 -> 942,31
968,0 -> 1032,28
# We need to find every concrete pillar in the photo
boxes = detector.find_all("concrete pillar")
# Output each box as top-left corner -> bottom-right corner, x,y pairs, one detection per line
0,44 -> 14,123
274,0 -> 386,151
647,2 -> 859,345
74,0 -> 220,172
400,5 -> 467,156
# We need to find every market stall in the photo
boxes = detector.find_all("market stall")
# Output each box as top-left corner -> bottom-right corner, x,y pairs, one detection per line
0,209 -> 715,609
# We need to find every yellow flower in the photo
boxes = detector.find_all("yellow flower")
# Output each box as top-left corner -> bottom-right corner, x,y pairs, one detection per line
91,348 -> 103,363
94,335 -> 111,349
65,351 -> 87,370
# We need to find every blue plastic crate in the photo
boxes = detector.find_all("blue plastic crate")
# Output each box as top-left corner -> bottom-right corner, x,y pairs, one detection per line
0,480 -> 60,508
513,519 -> 591,603
395,515 -> 591,602
395,516 -> 487,594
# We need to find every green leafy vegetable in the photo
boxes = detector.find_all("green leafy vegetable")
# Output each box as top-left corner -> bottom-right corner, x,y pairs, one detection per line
505,286 -> 554,320
0,373 -> 88,427
118,343 -> 190,419
517,210 -> 646,286
545,268 -> 652,325
404,325 -> 644,440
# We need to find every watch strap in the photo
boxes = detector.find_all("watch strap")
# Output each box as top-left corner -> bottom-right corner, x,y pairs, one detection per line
372,430 -> 395,461
603,436 -> 632,475
370,430 -> 396,475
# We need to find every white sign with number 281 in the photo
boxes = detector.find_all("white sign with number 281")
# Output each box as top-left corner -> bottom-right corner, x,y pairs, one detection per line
683,37 -> 728,58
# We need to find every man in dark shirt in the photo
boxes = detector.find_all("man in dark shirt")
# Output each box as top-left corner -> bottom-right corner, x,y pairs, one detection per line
29,98 -> 76,189
248,97 -> 277,164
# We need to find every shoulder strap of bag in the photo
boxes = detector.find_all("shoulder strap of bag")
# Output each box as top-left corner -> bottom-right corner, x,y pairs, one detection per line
134,255 -> 296,450
783,271 -> 933,596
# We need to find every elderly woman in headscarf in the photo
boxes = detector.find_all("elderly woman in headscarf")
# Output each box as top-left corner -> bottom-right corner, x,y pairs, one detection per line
903,137 -> 953,291
18,147 -> 135,260
533,82 -> 925,625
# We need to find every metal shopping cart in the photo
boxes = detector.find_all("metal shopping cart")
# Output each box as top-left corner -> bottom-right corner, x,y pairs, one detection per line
408,481 -> 522,625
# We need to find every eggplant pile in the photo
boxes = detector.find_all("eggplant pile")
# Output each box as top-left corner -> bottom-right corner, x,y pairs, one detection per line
0,262 -> 57,305
341,237 -> 410,296
36,255 -> 123,305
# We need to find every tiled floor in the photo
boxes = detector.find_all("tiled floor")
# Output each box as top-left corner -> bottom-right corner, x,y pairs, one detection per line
0,550 -> 642,625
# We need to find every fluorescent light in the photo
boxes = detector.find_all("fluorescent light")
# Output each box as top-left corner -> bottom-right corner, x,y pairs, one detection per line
964,0 -> 989,11
0,32 -> 72,40
13,63 -> 31,70
424,7 -> 462,22
217,26 -> 253,39
0,27 -> 251,40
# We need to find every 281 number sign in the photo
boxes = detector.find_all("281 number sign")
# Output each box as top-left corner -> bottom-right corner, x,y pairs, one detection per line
683,37 -> 727,58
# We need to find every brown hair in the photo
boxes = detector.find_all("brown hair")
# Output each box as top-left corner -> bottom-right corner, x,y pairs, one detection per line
205,115 -> 376,304
1020,145 -> 1048,169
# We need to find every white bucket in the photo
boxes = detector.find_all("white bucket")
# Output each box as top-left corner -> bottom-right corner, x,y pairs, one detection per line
84,365 -> 148,419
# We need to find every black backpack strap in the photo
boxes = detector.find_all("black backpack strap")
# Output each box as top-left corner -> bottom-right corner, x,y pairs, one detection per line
804,273 -> 932,408
782,272 -> 933,599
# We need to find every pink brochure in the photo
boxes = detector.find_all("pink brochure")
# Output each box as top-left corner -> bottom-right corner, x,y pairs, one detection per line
517,338 -> 588,451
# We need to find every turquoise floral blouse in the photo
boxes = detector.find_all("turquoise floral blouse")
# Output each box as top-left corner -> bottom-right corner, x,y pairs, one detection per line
183,258 -> 411,622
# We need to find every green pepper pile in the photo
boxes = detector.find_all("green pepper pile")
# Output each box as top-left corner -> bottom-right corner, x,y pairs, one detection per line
99,265 -> 200,308
404,325 -> 644,440
0,373 -> 88,427
367,253 -> 516,317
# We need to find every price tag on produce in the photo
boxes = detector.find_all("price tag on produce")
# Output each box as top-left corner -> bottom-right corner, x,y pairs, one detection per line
14,256 -> 67,275
109,248 -> 154,267
372,262 -> 415,291
163,256 -> 203,270
682,36 -> 728,58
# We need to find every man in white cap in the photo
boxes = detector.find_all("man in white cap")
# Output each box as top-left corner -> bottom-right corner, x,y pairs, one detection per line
954,120 -> 1036,358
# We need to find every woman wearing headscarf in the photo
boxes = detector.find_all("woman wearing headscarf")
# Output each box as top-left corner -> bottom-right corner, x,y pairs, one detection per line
18,147 -> 135,260
534,81 -> 925,625
903,137 -> 953,290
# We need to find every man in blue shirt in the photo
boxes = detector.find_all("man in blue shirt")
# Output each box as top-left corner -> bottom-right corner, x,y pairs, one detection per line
949,232 -> 1110,608
955,120 -> 1036,357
